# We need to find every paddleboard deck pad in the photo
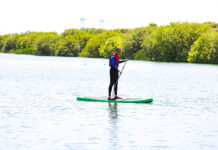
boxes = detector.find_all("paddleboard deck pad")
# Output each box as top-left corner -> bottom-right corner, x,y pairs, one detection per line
77,97 -> 153,103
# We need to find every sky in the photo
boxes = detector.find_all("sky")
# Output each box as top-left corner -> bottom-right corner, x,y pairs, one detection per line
0,0 -> 217,35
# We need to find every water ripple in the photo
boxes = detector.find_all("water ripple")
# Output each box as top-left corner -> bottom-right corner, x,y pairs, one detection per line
0,54 -> 218,150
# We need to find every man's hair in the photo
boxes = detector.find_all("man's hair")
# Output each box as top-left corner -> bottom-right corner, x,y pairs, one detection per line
115,47 -> 121,51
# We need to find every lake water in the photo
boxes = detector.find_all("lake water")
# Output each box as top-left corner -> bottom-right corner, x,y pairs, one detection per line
0,53 -> 218,150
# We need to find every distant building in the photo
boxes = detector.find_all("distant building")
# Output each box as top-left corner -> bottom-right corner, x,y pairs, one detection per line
80,18 -> 85,29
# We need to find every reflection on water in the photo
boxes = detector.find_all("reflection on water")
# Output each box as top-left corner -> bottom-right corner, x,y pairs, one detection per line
108,103 -> 118,149
108,103 -> 118,119
0,54 -> 218,150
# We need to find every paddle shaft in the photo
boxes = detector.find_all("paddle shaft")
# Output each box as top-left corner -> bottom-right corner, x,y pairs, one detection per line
112,60 -> 127,96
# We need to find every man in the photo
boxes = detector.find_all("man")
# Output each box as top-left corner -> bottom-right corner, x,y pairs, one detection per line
108,47 -> 128,100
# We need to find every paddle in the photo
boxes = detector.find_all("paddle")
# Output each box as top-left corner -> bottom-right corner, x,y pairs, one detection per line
112,59 -> 127,97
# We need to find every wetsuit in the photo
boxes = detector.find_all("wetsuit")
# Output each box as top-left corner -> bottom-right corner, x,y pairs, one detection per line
108,54 -> 124,96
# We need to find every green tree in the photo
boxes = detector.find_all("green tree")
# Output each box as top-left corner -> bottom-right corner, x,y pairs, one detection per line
1,34 -> 18,52
99,35 -> 124,58
112,29 -> 130,34
60,29 -> 94,55
141,22 -> 211,62
122,26 -> 156,59
9,48 -> 36,55
0,35 -> 6,51
75,33 -> 94,51
34,32 -> 59,56
136,34 -> 155,60
188,32 -> 218,64
16,35 -> 28,49
56,35 -> 81,56
79,31 -> 120,57
25,32 -> 46,49
122,27 -> 146,59
149,23 -> 157,28
80,28 -> 106,34
204,22 -> 218,32
61,28 -> 86,37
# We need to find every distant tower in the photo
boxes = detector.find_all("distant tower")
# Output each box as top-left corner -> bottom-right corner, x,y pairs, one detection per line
80,18 -> 85,29
99,19 -> 104,28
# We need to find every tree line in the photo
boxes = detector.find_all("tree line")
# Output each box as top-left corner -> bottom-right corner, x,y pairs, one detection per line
0,22 -> 217,64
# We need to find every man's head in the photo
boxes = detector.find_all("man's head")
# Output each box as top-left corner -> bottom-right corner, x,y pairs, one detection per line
115,47 -> 121,55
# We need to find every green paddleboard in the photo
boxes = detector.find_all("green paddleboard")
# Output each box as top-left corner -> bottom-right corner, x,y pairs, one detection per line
77,97 -> 153,103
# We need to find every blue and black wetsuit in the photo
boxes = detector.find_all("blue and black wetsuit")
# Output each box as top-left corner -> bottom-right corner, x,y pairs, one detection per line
108,54 -> 124,96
